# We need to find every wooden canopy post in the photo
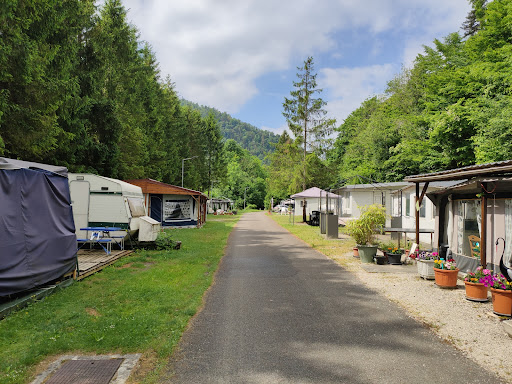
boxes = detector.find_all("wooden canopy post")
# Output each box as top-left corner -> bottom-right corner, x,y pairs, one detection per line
415,183 -> 420,246
480,183 -> 487,266
415,182 -> 430,248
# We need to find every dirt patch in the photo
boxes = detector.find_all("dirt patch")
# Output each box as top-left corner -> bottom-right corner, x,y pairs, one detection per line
85,308 -> 101,317
126,351 -> 158,384
118,263 -> 133,269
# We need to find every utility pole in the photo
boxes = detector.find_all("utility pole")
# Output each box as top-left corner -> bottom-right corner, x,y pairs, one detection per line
181,156 -> 198,188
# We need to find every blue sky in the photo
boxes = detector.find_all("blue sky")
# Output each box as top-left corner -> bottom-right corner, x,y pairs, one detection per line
121,0 -> 472,135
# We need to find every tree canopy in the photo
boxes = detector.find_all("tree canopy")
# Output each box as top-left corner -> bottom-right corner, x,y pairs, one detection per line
0,0 -> 227,193
330,0 -> 512,184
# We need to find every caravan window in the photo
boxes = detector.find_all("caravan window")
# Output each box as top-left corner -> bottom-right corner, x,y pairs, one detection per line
127,198 -> 146,218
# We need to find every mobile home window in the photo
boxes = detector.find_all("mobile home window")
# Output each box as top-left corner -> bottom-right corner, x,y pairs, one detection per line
419,200 -> 426,218
405,194 -> 411,217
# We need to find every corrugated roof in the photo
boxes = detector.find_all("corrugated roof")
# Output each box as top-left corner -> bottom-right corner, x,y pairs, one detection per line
335,182 -> 408,191
397,180 -> 465,192
404,160 -> 512,182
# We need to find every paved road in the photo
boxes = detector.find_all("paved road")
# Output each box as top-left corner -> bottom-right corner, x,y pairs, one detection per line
166,212 -> 502,383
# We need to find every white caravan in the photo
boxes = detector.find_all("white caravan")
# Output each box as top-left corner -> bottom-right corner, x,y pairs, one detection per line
68,173 -> 160,242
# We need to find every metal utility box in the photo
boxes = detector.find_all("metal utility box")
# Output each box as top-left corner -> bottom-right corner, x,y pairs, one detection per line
320,213 -> 327,234
326,214 -> 339,239
139,216 -> 161,242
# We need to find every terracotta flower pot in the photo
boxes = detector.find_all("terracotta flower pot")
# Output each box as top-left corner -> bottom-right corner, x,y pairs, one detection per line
491,288 -> 512,316
464,281 -> 488,302
353,247 -> 359,258
433,268 -> 459,288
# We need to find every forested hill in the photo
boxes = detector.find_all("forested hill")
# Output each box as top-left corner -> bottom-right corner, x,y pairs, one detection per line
181,100 -> 280,160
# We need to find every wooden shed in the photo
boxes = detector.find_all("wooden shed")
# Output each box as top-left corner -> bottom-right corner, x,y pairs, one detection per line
124,179 -> 207,228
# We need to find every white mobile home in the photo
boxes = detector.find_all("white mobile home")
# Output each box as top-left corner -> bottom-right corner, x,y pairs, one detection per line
334,182 -> 408,225
68,173 -> 148,240
291,187 -> 341,218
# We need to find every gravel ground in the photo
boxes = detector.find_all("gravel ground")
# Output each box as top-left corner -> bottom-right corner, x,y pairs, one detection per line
332,253 -> 512,383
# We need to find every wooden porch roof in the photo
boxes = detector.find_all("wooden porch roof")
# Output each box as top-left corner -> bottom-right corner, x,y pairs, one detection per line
124,179 -> 207,199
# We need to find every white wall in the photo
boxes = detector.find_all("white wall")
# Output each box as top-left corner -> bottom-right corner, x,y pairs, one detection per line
296,197 -> 341,217
341,189 -> 394,226
399,190 -> 436,244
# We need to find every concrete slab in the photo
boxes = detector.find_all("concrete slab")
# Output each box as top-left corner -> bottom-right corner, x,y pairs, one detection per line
360,263 -> 418,274
502,320 -> 512,338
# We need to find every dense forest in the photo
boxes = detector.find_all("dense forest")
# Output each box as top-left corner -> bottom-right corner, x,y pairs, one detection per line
0,0 -> 225,193
181,100 -> 280,160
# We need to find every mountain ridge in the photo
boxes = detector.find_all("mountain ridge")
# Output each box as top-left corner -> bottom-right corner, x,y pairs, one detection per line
181,99 -> 280,160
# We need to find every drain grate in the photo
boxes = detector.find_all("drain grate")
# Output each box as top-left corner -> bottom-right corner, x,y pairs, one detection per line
45,358 -> 123,384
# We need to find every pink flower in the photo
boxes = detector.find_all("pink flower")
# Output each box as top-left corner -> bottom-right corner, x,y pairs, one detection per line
483,269 -> 491,275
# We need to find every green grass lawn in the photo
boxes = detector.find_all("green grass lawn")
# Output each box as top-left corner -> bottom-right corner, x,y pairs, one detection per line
268,214 -> 355,267
0,214 -> 239,384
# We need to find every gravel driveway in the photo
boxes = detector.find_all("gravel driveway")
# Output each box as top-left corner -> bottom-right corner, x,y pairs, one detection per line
330,251 -> 512,383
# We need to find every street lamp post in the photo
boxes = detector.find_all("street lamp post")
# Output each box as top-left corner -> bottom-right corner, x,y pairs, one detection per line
181,156 -> 198,188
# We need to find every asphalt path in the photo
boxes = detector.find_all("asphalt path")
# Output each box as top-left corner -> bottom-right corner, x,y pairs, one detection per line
166,212 -> 502,383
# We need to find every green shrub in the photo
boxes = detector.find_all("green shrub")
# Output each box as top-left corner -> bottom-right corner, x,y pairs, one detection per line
155,230 -> 179,250
346,204 -> 386,246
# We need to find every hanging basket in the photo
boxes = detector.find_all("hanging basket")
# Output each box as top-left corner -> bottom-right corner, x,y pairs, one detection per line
491,288 -> 512,317
433,268 -> 459,288
464,281 -> 488,302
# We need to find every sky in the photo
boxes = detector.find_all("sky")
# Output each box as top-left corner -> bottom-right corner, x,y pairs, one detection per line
120,0 -> 472,135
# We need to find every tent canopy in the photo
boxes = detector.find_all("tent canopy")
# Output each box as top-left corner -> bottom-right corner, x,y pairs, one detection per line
0,159 -> 76,297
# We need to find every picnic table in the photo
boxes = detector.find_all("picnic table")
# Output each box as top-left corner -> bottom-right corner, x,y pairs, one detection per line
382,227 -> 434,250
78,227 -> 126,254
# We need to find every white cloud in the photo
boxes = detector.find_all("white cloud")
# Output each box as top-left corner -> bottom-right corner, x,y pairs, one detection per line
319,64 -> 395,124
261,123 -> 288,136
120,0 -> 471,117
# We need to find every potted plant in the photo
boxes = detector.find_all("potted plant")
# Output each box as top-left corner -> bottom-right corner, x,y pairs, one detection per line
386,247 -> 403,265
487,274 -> 512,316
463,266 -> 491,302
433,258 -> 459,288
417,251 -> 437,280
345,204 -> 386,263
374,255 -> 387,265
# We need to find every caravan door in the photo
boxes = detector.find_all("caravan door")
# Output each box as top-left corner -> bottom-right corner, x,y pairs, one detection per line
69,181 -> 90,239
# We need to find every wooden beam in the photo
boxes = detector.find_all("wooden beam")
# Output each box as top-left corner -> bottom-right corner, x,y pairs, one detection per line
481,183 -> 487,266
415,183 -> 420,245
418,182 -> 429,205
